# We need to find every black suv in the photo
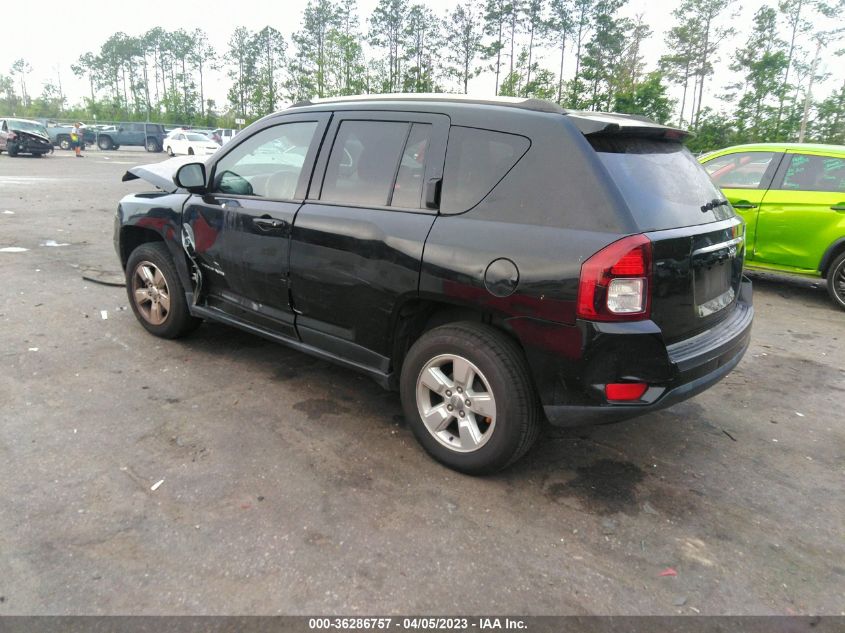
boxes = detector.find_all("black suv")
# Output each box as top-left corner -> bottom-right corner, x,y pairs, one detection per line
115,95 -> 753,474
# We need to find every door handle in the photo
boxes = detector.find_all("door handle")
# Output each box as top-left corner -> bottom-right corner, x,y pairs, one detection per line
253,216 -> 287,231
831,205 -> 845,212
732,202 -> 758,209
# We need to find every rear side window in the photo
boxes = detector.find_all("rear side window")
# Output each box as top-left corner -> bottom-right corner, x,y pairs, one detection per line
703,151 -> 776,189
781,154 -> 845,192
321,121 -> 408,207
441,127 -> 530,213
591,136 -> 734,230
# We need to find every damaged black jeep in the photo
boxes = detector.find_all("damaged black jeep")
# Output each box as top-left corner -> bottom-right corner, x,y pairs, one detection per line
115,95 -> 753,474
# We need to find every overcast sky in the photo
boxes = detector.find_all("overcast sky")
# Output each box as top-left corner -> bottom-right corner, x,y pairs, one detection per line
2,0 -> 842,116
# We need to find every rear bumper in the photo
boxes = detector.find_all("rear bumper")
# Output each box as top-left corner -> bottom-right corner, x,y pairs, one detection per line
542,278 -> 753,426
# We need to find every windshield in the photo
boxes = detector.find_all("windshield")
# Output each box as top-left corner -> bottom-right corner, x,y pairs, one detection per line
187,133 -> 211,142
591,136 -> 735,231
10,119 -> 48,136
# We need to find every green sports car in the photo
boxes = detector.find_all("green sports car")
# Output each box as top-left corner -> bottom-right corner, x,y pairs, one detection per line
700,143 -> 845,310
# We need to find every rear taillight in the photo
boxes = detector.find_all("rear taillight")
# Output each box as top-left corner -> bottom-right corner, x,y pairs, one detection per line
577,234 -> 652,321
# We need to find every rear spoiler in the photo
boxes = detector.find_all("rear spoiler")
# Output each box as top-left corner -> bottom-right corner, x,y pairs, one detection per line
564,111 -> 690,140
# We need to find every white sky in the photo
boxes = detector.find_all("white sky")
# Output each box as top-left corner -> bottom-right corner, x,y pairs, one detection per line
2,0 -> 843,118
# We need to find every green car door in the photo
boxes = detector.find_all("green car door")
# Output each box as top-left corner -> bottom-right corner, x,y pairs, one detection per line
701,150 -> 782,262
754,152 -> 845,273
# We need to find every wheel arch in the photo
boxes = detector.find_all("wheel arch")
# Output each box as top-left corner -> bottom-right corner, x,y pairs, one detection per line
119,225 -> 165,270
820,238 -> 845,278
388,297 -> 523,385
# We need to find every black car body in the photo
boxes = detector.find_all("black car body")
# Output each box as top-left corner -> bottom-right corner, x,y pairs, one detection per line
0,118 -> 52,156
115,95 -> 753,473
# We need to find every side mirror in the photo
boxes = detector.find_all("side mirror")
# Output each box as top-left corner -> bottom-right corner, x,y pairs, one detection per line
175,163 -> 207,193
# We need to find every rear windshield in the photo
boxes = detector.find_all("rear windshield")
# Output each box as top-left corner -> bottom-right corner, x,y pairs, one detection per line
590,136 -> 734,230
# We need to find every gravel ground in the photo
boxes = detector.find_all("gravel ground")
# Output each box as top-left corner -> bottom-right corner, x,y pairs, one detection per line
0,147 -> 843,615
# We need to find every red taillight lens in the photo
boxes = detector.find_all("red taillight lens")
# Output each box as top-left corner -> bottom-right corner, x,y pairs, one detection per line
577,234 -> 652,321
605,382 -> 648,401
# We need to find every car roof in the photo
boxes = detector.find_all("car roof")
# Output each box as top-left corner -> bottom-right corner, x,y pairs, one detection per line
284,94 -> 686,137
705,142 -> 845,156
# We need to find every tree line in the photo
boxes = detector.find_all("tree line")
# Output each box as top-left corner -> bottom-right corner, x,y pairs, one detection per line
1,0 -> 843,151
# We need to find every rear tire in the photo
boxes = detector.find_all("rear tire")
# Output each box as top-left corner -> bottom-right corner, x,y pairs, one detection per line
145,137 -> 160,152
826,252 -> 845,311
167,146 -> 174,156
126,242 -> 201,339
400,322 -> 541,475
7,143 -> 18,157
188,147 -> 194,156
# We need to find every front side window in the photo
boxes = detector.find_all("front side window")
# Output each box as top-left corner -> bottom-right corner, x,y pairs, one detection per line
782,154 -> 845,193
212,121 -> 318,199
703,151 -> 776,189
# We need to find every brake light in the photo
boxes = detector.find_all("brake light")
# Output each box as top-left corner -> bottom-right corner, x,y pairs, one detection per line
605,382 -> 648,401
577,234 -> 652,321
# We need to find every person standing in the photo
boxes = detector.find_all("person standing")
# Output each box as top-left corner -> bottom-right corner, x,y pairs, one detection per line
71,122 -> 85,157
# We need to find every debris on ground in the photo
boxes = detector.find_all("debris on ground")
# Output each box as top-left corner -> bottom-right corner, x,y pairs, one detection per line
41,240 -> 69,247
2,210 -> 14,215
673,596 -> 688,606
100,310 -> 108,320
795,412 -> 805,417
722,429 -> 737,441
0,247 -> 28,253
150,479 -> 164,492
27,347 -> 39,352
81,269 -> 125,287
600,518 -> 617,535
659,567 -> 678,577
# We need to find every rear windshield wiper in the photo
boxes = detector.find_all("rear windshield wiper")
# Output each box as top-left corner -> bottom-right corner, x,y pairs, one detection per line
700,198 -> 730,213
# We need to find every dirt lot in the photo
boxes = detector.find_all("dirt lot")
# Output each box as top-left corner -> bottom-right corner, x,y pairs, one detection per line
0,147 -> 843,615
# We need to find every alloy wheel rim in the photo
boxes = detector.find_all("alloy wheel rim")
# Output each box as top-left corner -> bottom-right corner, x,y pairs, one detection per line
836,262 -> 845,305
416,354 -> 497,453
131,260 -> 171,325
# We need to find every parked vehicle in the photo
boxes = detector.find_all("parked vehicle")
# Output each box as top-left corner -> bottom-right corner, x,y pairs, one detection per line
0,118 -> 52,156
164,131 -> 219,157
700,143 -> 845,310
116,95 -> 753,474
211,128 -> 238,146
45,122 -> 96,150
96,122 -> 166,152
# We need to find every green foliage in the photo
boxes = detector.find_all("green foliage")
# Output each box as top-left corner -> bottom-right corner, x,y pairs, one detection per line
444,2 -> 484,92
2,0 -> 843,149
614,72 -> 674,123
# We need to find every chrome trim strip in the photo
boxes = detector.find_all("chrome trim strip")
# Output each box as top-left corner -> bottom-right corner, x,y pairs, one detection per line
692,236 -> 744,256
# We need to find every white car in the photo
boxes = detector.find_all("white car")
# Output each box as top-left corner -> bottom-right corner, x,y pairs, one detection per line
164,132 -> 219,157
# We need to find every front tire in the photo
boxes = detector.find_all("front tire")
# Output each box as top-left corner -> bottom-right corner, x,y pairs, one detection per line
188,147 -> 194,156
58,136 -> 70,150
8,143 -> 18,157
145,137 -> 160,152
125,242 -> 201,339
98,136 -> 113,150
827,252 -> 845,311
400,322 -> 541,475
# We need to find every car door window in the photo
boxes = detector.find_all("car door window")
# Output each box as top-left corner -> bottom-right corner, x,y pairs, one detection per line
320,121 -> 409,207
390,123 -> 432,208
782,154 -> 845,193
704,152 -> 776,189
212,121 -> 318,200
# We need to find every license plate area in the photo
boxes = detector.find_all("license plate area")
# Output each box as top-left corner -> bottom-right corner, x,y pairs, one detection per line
693,238 -> 742,317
